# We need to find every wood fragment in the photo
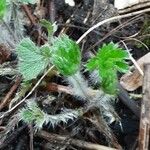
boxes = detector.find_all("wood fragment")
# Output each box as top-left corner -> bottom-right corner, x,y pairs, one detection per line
45,82 -> 73,95
120,52 -> 150,91
36,130 -> 117,150
47,0 -> 55,23
139,63 -> 150,150
0,126 -> 6,131
22,5 -> 36,25
0,76 -> 21,111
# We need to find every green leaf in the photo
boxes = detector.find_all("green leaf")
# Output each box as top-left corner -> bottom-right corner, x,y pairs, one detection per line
51,35 -> 81,76
101,70 -> 118,94
115,61 -> 129,73
40,44 -> 52,58
16,38 -> 51,81
40,19 -> 54,40
86,57 -> 98,71
86,42 -> 129,95
0,0 -> 6,19
19,101 -> 46,128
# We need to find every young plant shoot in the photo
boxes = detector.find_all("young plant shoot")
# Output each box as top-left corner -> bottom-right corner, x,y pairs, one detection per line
17,32 -> 129,129
86,42 -> 129,94
51,35 -> 89,99
19,101 -> 79,129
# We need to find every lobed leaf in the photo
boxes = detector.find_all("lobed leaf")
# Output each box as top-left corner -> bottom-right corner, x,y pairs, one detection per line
86,42 -> 129,94
51,35 -> 81,76
16,38 -> 51,81
19,101 -> 79,129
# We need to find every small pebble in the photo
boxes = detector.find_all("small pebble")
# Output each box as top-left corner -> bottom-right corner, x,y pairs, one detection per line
65,0 -> 75,7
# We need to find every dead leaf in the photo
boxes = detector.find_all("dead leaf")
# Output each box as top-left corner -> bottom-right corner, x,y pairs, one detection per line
120,52 -> 150,91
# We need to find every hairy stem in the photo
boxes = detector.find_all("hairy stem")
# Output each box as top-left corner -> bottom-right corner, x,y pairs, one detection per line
68,71 -> 91,101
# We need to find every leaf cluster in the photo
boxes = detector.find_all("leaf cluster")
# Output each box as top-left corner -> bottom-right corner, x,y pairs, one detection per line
16,34 -> 129,129
86,43 -> 129,94
16,35 -> 81,80
17,35 -> 129,94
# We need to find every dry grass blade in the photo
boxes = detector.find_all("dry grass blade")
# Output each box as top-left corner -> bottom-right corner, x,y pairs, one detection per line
76,8 -> 150,44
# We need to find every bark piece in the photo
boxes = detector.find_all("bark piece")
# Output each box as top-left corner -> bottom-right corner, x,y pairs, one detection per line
120,52 -> 150,91
139,63 -> 150,150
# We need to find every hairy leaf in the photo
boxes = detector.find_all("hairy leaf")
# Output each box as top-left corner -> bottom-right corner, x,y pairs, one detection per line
51,35 -> 81,76
16,38 -> 51,81
86,42 -> 129,94
19,101 -> 79,129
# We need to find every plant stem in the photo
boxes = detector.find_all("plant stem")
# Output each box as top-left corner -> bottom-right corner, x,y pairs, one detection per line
68,71 -> 91,101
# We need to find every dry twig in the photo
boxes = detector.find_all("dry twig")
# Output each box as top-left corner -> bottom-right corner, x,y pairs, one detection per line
0,76 -> 21,111
36,130 -> 117,150
22,5 -> 36,25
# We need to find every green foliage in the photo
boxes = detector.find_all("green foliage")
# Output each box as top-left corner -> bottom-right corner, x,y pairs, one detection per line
86,42 -> 129,94
0,0 -> 6,19
19,101 -> 79,129
51,35 -> 81,76
19,101 -> 45,128
40,19 -> 54,41
16,38 -> 51,81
